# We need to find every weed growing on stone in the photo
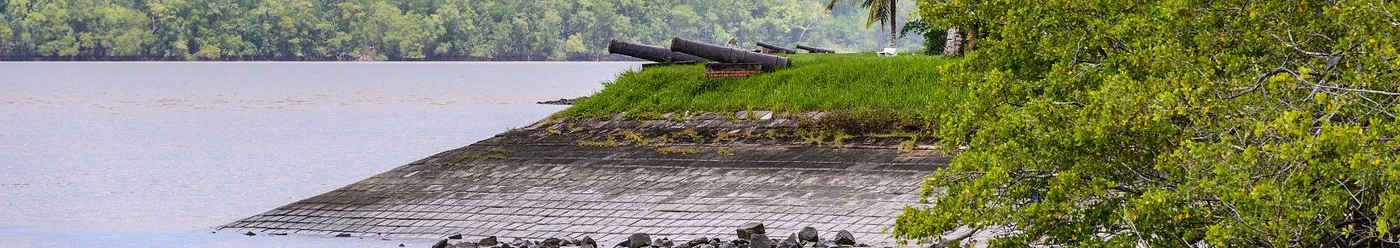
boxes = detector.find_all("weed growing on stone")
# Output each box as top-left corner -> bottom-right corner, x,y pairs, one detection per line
716,147 -> 734,156
621,130 -> 650,146
831,131 -> 851,148
898,139 -> 917,154
675,129 -> 704,143
576,136 -> 620,148
655,146 -> 701,155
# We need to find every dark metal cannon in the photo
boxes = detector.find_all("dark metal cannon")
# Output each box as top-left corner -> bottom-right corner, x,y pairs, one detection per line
670,37 -> 790,71
608,40 -> 705,63
796,45 -> 835,54
756,42 -> 797,54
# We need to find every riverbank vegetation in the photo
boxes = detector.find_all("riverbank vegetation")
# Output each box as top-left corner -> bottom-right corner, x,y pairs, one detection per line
889,1 -> 1400,247
0,0 -> 922,61
569,0 -> 1400,246
560,53 -> 960,135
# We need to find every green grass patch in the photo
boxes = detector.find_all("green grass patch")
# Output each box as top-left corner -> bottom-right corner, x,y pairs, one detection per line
560,53 -> 963,124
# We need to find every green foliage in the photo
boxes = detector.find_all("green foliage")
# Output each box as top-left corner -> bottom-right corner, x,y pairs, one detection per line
561,53 -> 961,121
0,0 -> 924,60
898,19 -> 945,55
896,0 -> 1400,247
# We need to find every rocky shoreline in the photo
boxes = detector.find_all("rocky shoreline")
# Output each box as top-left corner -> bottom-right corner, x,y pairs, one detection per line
433,222 -> 881,248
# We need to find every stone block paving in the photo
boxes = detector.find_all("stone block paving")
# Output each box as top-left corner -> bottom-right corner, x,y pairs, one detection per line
221,117 -> 947,245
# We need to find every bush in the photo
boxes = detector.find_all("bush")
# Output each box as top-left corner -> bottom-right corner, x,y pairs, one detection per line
896,1 -> 1400,247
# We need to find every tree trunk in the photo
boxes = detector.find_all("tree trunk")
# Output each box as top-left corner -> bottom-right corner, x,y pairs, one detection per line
943,27 -> 963,57
966,24 -> 979,52
888,1 -> 897,48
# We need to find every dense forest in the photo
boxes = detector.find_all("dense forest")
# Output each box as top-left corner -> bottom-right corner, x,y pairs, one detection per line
0,0 -> 922,61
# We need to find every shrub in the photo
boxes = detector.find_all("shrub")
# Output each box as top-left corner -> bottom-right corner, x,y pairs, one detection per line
896,1 -> 1400,247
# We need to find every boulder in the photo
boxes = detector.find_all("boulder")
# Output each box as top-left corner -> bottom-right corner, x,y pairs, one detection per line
779,234 -> 801,248
719,240 -> 737,248
480,236 -> 500,247
581,236 -> 598,248
736,222 -> 766,240
834,231 -> 856,246
749,234 -> 773,248
543,238 -> 563,248
798,227 -> 819,243
437,238 -> 479,248
628,233 -> 652,248
686,237 -> 711,247
449,234 -> 464,239
512,238 -> 533,248
451,241 -> 481,248
655,238 -> 675,248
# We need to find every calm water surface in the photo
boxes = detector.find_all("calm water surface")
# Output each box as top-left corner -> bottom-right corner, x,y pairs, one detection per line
0,62 -> 641,247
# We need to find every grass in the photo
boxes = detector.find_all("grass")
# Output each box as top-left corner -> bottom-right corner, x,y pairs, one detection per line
559,53 -> 964,123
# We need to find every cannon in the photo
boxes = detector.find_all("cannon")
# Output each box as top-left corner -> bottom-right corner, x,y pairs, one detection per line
607,40 -> 705,63
796,45 -> 835,54
670,37 -> 790,71
755,42 -> 797,54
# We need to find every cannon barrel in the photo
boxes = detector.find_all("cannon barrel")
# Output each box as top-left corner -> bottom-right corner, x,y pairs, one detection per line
608,40 -> 705,63
670,37 -> 790,71
755,42 -> 797,54
796,45 -> 835,53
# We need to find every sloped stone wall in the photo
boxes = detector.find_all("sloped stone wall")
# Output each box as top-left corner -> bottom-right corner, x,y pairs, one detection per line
220,113 -> 947,245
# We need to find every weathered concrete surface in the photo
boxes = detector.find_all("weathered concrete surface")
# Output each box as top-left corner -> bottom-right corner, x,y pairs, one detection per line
220,113 -> 946,245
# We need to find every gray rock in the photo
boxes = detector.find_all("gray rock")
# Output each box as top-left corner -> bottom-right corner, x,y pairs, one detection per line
480,236 -> 500,247
779,234 -> 800,248
628,233 -> 652,248
736,222 -> 766,240
438,238 -> 479,248
243,231 -> 256,236
749,234 -> 773,248
798,227 -> 819,243
582,236 -> 598,248
655,238 -> 675,248
335,233 -> 352,237
449,234 -> 464,239
451,241 -> 481,248
686,237 -> 710,247
834,231 -> 856,246
512,238 -> 533,248
543,238 -> 563,248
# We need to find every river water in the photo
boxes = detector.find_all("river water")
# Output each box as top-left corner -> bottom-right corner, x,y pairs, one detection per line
0,62 -> 641,247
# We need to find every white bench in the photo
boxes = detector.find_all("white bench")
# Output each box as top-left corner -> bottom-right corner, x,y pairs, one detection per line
878,47 -> 898,57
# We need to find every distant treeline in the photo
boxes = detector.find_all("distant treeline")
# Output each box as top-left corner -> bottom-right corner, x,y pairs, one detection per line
0,0 -> 921,61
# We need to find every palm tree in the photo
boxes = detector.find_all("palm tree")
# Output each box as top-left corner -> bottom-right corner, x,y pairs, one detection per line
826,0 -> 898,49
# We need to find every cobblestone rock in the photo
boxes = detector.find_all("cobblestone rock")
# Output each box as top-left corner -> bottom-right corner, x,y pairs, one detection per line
736,222 -> 766,240
834,231 -> 856,246
798,227 -> 818,243
779,234 -> 801,248
749,234 -> 773,248
628,233 -> 651,248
